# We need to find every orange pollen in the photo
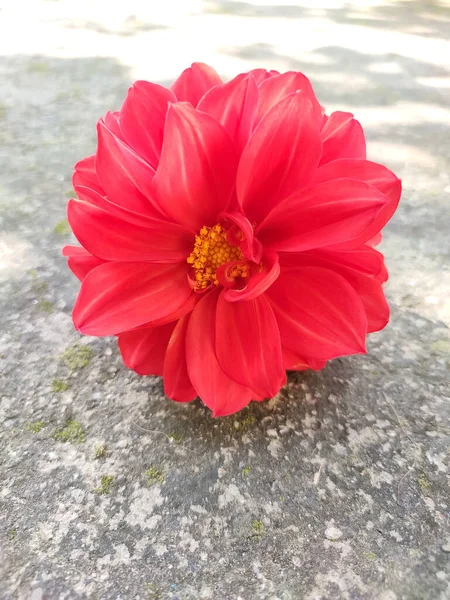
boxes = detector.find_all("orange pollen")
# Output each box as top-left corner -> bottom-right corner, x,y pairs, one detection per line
187,224 -> 244,291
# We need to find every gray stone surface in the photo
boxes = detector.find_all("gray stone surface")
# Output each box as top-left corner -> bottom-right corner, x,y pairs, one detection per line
1,1 -> 449,599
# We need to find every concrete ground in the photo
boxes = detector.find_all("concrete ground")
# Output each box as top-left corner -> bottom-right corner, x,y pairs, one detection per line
1,1 -> 449,598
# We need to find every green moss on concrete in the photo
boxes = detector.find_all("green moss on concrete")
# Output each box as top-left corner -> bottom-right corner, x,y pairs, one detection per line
145,466 -> 165,485
53,419 -> 86,444
26,421 -> 47,433
37,299 -> 53,313
168,431 -> 184,443
51,379 -> 70,393
242,466 -> 251,476
94,443 -> 106,459
251,519 -> 265,536
8,528 -> 17,541
94,475 -> 114,495
62,344 -> 93,370
417,473 -> 431,493
53,219 -> 71,235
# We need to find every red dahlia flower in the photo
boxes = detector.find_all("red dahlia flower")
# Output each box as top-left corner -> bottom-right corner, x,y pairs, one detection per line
63,63 -> 401,417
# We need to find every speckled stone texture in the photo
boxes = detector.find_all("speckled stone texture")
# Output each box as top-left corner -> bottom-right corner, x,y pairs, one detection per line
1,1 -> 449,599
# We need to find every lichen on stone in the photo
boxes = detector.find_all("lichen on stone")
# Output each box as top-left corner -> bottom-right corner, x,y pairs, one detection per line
251,519 -> 265,536
52,419 -> 86,444
51,379 -> 70,393
94,475 -> 114,495
93,443 -> 106,459
242,466 -> 251,476
145,466 -> 165,485
25,421 -> 47,433
53,219 -> 72,235
61,344 -> 93,370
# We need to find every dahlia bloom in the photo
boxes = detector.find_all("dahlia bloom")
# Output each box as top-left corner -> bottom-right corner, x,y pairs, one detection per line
64,63 -> 401,416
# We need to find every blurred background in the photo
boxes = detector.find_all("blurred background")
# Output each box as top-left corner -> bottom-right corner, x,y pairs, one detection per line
1,2 -> 450,599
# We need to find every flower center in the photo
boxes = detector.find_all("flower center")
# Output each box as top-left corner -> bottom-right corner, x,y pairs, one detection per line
187,224 -> 248,291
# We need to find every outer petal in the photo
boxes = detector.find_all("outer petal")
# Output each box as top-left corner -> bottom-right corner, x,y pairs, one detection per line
164,315 -> 197,402
258,179 -> 389,252
118,322 -> 176,376
75,184 -> 167,228
313,159 -> 401,204
120,81 -> 176,169
62,245 -> 105,281
197,73 -> 258,152
73,155 -> 104,196
237,92 -> 322,223
96,117 -> 158,216
279,253 -> 389,333
73,262 -> 192,336
267,266 -> 367,360
171,62 -> 222,107
153,103 -> 238,232
320,111 -> 366,165
216,292 -> 285,399
186,289 -> 252,417
283,347 -> 326,371
255,71 -> 323,127
67,199 -> 192,263
249,68 -> 279,86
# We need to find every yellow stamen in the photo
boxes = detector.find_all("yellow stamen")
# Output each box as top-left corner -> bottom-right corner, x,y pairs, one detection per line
187,224 -> 244,291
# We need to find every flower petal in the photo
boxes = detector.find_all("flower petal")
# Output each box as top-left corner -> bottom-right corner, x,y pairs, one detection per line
73,155 -> 104,196
279,252 -> 389,333
153,103 -> 238,231
75,184 -> 167,227
118,322 -> 176,376
197,73 -> 258,152
171,62 -> 222,106
255,71 -> 323,127
267,266 -> 367,360
120,81 -> 176,169
320,111 -> 366,165
216,292 -> 285,398
249,68 -> 279,85
164,315 -> 197,402
68,199 -> 192,263
313,158 -> 401,204
73,262 -> 192,336
237,92 -> 322,223
283,347 -> 326,371
186,289 -> 252,417
223,251 -> 280,302
62,245 -> 106,281
257,179 -> 389,252
96,117 -> 159,216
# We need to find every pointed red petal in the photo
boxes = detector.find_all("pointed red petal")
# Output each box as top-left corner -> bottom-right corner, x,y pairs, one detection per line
255,71 -> 323,127
73,262 -> 192,336
153,103 -> 238,231
249,68 -> 279,86
73,155 -> 104,196
283,347 -> 326,371
267,266 -> 367,360
120,81 -> 175,169
320,111 -> 366,165
279,252 -> 389,333
223,251 -> 280,302
258,179 -> 389,252
216,292 -> 285,399
198,73 -> 258,152
171,62 -> 222,107
164,315 -> 197,402
67,199 -> 192,263
186,289 -> 252,417
237,92 -> 321,223
62,245 -> 106,281
118,322 -> 176,376
96,117 -> 159,216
